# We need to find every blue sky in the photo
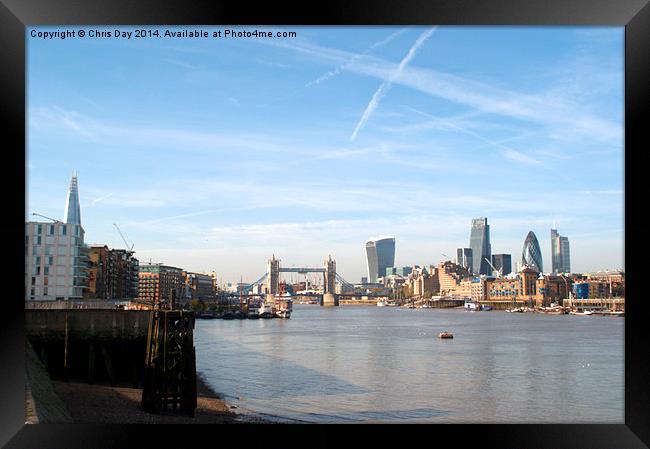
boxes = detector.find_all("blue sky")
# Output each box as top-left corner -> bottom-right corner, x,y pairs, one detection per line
27,26 -> 624,283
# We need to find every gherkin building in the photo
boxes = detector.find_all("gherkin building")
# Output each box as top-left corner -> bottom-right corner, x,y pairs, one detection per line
521,231 -> 543,272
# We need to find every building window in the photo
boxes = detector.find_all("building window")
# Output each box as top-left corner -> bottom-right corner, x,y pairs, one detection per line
36,235 -> 42,245
48,225 -> 55,235
44,266 -> 49,275
61,225 -> 67,236
31,277 -> 36,285
36,266 -> 41,275
75,226 -> 80,236
48,256 -> 54,265
44,287 -> 48,296
37,224 -> 42,235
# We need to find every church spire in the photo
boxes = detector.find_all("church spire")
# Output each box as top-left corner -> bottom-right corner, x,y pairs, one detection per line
64,171 -> 81,225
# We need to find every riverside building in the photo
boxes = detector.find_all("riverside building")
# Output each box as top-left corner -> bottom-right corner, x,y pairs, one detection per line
25,172 -> 88,300
85,245 -> 139,300
138,263 -> 184,306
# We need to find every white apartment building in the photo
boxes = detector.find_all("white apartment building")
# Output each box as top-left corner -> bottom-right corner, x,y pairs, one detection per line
25,221 -> 87,300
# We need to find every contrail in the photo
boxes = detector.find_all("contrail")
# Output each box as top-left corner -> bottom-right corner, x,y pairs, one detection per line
350,27 -> 436,142
306,28 -> 409,88
90,193 -> 114,206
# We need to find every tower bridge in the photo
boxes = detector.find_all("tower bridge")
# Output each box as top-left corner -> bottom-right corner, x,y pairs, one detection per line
241,255 -> 353,307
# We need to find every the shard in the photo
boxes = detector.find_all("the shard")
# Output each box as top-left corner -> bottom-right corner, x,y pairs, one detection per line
63,170 -> 81,225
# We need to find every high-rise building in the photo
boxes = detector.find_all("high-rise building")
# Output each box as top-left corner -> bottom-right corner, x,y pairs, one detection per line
559,237 -> 570,273
522,231 -> 544,272
365,237 -> 396,283
25,172 -> 88,300
64,170 -> 81,225
456,248 -> 473,273
551,228 -> 571,273
491,254 -> 512,276
469,218 -> 491,275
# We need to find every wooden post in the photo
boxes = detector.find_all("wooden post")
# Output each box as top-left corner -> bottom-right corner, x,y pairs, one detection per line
88,342 -> 95,384
101,345 -> 116,387
39,344 -> 49,374
63,312 -> 69,382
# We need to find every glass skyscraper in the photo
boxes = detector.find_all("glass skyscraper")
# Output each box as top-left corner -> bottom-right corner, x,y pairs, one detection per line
469,218 -> 491,275
64,170 -> 81,225
456,247 -> 473,273
491,254 -> 512,276
365,237 -> 396,283
551,228 -> 571,273
522,231 -> 543,272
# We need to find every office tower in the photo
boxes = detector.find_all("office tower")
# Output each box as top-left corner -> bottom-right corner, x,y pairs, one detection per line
64,170 -> 81,225
491,254 -> 512,276
469,217 -> 491,275
365,237 -> 396,283
456,248 -> 473,273
522,231 -> 543,272
551,228 -> 571,273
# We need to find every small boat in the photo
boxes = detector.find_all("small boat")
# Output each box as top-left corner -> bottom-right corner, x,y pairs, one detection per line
570,310 -> 593,316
377,300 -> 386,307
257,302 -> 275,318
438,331 -> 454,339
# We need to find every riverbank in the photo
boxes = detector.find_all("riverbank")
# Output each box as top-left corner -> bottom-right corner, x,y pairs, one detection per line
26,338 -> 273,424
50,374 -> 274,424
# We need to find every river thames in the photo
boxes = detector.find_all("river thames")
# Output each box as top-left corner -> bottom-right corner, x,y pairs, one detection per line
194,305 -> 624,423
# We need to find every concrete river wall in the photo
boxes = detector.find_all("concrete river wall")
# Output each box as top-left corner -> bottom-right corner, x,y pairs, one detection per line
25,310 -> 152,387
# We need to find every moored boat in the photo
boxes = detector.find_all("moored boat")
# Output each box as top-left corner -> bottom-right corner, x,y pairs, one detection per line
275,292 -> 293,318
438,331 -> 454,339
569,310 -> 594,316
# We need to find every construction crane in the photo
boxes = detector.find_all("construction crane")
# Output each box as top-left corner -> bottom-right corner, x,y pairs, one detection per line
113,223 -> 134,252
32,213 -> 62,223
484,257 -> 502,278
441,253 -> 450,261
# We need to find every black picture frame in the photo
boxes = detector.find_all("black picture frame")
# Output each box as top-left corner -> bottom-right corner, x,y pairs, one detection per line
1,0 -> 648,447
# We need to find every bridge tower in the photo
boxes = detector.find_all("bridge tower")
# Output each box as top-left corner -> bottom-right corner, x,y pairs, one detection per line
322,255 -> 338,307
266,255 -> 280,303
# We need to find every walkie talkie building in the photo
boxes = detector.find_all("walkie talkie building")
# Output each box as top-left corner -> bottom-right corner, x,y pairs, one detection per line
365,237 -> 396,284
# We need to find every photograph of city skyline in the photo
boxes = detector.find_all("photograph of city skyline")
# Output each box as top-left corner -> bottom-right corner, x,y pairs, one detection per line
25,25 -> 625,425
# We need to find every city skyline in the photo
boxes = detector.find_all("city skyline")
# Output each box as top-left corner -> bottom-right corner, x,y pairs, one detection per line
27,26 -> 623,281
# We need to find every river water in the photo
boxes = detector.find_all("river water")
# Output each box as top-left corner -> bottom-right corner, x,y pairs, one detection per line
194,305 -> 624,423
